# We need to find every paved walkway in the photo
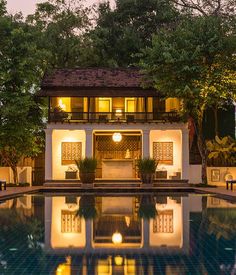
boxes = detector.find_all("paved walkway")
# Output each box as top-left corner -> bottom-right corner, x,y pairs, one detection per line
0,185 -> 236,201
0,186 -> 41,200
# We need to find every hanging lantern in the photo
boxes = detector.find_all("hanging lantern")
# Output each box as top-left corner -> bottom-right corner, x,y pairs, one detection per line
112,132 -> 122,142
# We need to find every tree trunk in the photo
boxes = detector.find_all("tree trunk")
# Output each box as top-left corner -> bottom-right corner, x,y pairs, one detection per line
213,107 -> 219,137
11,165 -> 18,185
196,110 -> 208,185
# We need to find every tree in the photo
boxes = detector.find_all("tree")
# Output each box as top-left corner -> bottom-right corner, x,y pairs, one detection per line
26,0 -> 91,68
207,136 -> 236,166
140,16 -> 236,184
0,7 -> 47,183
80,0 -> 180,67
170,0 -> 236,16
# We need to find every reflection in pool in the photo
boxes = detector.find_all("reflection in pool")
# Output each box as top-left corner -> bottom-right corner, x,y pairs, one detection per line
0,193 -> 236,274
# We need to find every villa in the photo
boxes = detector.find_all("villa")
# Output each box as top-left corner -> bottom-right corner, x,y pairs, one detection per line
38,68 -> 201,183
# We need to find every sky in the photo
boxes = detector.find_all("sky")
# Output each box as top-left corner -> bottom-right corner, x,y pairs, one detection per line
6,0 -> 109,16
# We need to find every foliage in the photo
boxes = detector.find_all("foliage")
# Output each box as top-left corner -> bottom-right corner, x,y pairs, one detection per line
140,15 -> 236,184
26,0 -> 91,68
76,195 -> 97,219
138,195 -> 157,219
80,0 -> 180,67
0,5 -> 47,183
207,208 -> 236,240
170,0 -> 236,17
207,136 -> 236,166
137,158 -> 158,174
75,157 -> 97,173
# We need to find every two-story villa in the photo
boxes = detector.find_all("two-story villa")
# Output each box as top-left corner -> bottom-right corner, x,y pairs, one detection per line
38,68 -> 200,183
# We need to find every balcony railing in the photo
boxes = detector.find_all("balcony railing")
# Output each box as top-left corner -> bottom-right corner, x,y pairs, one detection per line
49,111 -> 180,123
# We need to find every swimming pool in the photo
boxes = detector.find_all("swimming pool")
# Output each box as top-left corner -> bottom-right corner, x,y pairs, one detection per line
0,192 -> 235,274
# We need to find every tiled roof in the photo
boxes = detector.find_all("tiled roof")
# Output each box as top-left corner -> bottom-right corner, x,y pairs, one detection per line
41,68 -> 149,89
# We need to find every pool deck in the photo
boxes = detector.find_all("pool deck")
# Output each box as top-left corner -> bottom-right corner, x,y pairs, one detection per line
0,185 -> 236,201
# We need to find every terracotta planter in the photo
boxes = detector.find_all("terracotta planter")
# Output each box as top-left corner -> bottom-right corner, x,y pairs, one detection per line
140,173 -> 155,184
79,172 -> 95,184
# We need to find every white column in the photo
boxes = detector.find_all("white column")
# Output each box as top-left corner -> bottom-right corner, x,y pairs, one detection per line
85,219 -> 92,251
142,219 -> 150,249
142,129 -> 150,158
85,129 -> 93,157
45,128 -> 53,181
181,128 -> 190,180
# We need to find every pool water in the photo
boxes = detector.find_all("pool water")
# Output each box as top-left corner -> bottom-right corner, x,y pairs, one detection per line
0,193 -> 235,274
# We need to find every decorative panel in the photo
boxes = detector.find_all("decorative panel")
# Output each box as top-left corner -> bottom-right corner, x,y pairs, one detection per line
153,142 -> 173,165
153,210 -> 173,233
61,142 -> 82,165
61,210 -> 81,233
96,136 -> 140,151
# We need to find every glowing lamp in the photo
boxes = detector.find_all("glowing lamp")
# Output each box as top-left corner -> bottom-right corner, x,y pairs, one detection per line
114,256 -> 123,266
58,98 -> 66,110
112,132 -> 122,142
112,231 -> 123,244
116,109 -> 122,117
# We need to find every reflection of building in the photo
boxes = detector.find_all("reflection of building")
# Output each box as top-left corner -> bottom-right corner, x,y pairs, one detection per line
45,194 -> 202,274
37,68 -> 202,183
45,195 -> 203,252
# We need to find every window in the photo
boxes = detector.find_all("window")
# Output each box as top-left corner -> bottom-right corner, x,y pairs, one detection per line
98,98 -> 111,112
125,98 -> 135,112
61,210 -> 81,233
153,142 -> 173,165
61,142 -> 82,165
153,210 -> 173,233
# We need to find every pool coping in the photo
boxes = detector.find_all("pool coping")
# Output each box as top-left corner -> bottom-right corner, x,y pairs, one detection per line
1,185 -> 236,201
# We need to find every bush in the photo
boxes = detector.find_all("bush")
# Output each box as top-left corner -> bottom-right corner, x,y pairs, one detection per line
137,158 -> 158,174
75,158 -> 97,173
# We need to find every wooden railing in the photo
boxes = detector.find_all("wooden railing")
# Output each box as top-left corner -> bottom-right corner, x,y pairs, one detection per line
48,111 -> 180,123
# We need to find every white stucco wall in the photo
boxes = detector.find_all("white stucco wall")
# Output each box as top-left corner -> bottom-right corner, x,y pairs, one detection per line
0,167 -> 32,185
51,196 -> 86,248
149,197 -> 183,247
150,130 -> 182,179
189,165 -> 202,184
52,130 -> 86,180
207,167 -> 236,186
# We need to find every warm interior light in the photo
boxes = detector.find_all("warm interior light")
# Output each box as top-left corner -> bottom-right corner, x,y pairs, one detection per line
116,109 -> 122,117
112,132 -> 122,142
58,98 -> 66,111
114,256 -> 123,266
112,231 -> 123,244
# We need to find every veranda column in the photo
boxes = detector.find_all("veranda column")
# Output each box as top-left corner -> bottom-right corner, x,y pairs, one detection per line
181,127 -> 190,180
142,219 -> 150,249
142,129 -> 150,158
85,129 -> 93,157
45,128 -> 53,181
85,219 -> 92,251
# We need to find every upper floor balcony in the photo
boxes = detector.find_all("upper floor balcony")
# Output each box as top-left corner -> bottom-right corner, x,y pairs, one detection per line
38,68 -> 182,124
48,96 -> 181,123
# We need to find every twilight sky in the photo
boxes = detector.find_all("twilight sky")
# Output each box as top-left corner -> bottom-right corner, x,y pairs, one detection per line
7,0 -> 111,16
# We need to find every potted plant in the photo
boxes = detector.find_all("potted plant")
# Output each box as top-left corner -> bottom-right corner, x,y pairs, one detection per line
137,158 -> 158,185
76,195 -> 97,219
75,157 -> 97,185
138,195 -> 157,219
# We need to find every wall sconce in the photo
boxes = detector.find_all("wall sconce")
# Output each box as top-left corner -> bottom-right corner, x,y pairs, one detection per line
115,109 -> 122,117
112,231 -> 123,244
112,132 -> 122,142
